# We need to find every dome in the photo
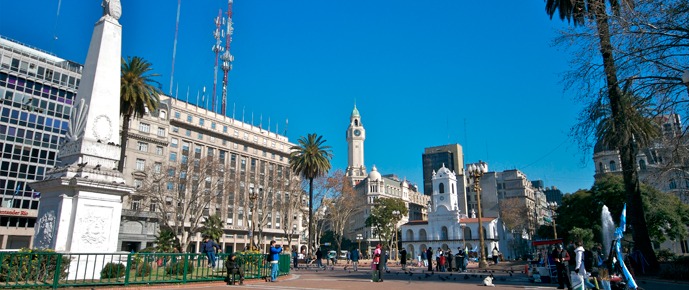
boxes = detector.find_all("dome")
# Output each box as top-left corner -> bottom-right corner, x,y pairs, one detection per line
351,105 -> 360,117
368,165 -> 381,181
593,140 -> 615,154
436,163 -> 452,177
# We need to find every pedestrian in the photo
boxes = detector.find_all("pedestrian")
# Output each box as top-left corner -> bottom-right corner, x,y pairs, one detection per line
421,249 -> 428,268
435,248 -> 443,272
292,250 -> 299,269
372,244 -> 384,282
268,241 -> 282,282
574,241 -> 597,289
426,247 -> 433,272
399,247 -> 407,270
315,248 -> 323,269
351,248 -> 360,271
383,250 -> 389,272
439,253 -> 446,272
445,249 -> 453,271
492,247 -> 500,265
201,236 -> 221,270
225,252 -> 244,285
552,244 -> 572,290
455,248 -> 466,272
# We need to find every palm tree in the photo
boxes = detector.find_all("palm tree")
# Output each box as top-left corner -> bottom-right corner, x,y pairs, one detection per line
546,0 -> 660,270
289,133 -> 333,255
119,56 -> 161,172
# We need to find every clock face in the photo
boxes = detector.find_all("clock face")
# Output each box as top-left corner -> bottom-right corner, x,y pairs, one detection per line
439,196 -> 445,201
353,129 -> 361,136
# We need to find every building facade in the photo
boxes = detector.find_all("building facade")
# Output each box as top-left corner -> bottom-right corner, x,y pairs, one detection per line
422,144 -> 465,196
0,36 -> 82,249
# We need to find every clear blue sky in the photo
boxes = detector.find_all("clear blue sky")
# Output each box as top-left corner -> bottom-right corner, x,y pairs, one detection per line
0,0 -> 594,194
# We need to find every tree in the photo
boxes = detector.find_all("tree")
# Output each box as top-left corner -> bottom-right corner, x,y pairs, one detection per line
154,227 -> 181,253
134,154 -> 225,252
365,197 -> 408,252
556,175 -> 689,247
546,0 -> 660,270
323,170 -> 358,255
201,214 -> 224,242
289,133 -> 333,254
568,227 -> 595,248
499,198 -> 530,232
275,173 -> 306,252
119,56 -> 161,172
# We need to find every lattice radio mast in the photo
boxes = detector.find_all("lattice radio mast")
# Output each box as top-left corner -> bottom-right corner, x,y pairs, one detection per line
211,9 -> 224,112
220,0 -> 234,116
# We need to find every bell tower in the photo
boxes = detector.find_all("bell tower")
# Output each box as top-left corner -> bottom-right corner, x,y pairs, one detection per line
432,164 -> 458,212
346,105 -> 366,185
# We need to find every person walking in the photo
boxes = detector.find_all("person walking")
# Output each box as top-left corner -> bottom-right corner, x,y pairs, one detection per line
552,244 -> 572,290
351,248 -> 360,271
268,241 -> 282,282
435,248 -> 443,272
201,237 -> 221,270
492,247 -> 500,265
426,247 -> 433,272
445,249 -> 453,271
372,244 -> 384,282
399,247 -> 407,270
421,249 -> 428,268
292,250 -> 299,269
315,248 -> 323,269
574,241 -> 597,289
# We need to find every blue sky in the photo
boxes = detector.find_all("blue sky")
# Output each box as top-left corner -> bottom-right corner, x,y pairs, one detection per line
0,0 -> 593,194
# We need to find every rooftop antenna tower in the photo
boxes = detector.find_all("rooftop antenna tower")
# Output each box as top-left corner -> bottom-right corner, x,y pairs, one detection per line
211,9 -> 223,113
220,0 -> 234,116
169,0 -> 182,95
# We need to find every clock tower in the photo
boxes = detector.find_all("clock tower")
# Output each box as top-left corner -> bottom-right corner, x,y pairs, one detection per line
346,105 -> 366,185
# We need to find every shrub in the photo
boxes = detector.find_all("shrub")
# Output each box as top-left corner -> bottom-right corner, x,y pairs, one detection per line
0,249 -> 70,283
656,249 -> 677,263
165,261 -> 194,275
135,262 -> 152,277
100,262 -> 126,279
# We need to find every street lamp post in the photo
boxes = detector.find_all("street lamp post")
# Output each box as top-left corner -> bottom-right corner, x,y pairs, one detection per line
248,187 -> 260,250
460,223 -> 467,250
391,210 -> 401,260
548,202 -> 558,239
467,161 -> 489,268
356,234 -> 363,256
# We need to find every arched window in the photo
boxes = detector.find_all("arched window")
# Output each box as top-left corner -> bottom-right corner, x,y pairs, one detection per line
354,120 -> 359,126
441,226 -> 449,240
406,229 -> 414,241
419,229 -> 427,241
452,184 -> 455,194
669,179 -> 677,190
599,162 -> 604,173
463,227 -> 472,240
609,161 -> 617,171
638,159 -> 647,170
439,183 -> 445,194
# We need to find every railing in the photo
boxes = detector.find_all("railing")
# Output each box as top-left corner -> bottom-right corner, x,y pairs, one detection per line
0,250 -> 290,289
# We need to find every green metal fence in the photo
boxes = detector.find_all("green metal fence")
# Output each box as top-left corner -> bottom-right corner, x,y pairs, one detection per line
0,250 -> 290,289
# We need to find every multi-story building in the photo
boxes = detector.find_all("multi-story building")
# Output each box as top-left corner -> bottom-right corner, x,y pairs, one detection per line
422,144 -> 465,196
495,169 -> 538,234
343,106 -> 429,254
0,36 -> 304,252
0,36 -> 82,249
120,95 -> 304,253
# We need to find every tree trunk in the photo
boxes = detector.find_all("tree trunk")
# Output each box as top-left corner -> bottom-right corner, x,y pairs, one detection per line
308,178 -> 314,256
592,1 -> 659,272
118,113 -> 131,172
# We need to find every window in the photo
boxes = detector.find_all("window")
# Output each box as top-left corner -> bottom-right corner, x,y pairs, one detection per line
198,133 -> 203,140
172,126 -> 179,133
135,159 -> 145,170
134,179 -> 143,188
137,142 -> 148,152
156,146 -> 164,155
154,162 -> 162,173
199,118 -> 205,126
170,138 -> 178,148
670,179 -> 678,190
170,152 -> 177,162
639,159 -> 647,170
211,122 -> 216,129
609,161 -> 616,171
138,123 -> 150,133
185,129 -> 191,137
160,110 -> 167,119
157,127 -> 165,137
439,183 -> 445,193
131,199 -> 141,210
223,126 -> 228,133
174,112 -> 180,119
187,115 -> 192,122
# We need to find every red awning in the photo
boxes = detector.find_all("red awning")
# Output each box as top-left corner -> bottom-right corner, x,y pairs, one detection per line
531,239 -> 563,246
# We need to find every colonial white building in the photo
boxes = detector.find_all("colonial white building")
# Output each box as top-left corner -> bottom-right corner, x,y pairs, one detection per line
400,164 -> 513,260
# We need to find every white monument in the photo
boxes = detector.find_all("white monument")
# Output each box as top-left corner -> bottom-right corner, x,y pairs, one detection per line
32,0 -> 132,256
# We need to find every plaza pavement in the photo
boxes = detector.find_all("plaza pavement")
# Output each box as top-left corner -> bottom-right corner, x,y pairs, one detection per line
97,260 -> 685,290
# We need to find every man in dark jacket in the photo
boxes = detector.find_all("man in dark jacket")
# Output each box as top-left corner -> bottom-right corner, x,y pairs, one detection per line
201,237 -> 221,269
399,248 -> 407,270
350,248 -> 360,271
225,252 -> 244,285
455,248 -> 466,272
315,248 -> 323,269
552,244 -> 572,290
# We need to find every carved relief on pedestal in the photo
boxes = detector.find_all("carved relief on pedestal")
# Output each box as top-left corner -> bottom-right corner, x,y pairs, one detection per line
66,99 -> 88,143
35,210 -> 56,248
92,115 -> 113,142
78,206 -> 112,250
102,0 -> 122,20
